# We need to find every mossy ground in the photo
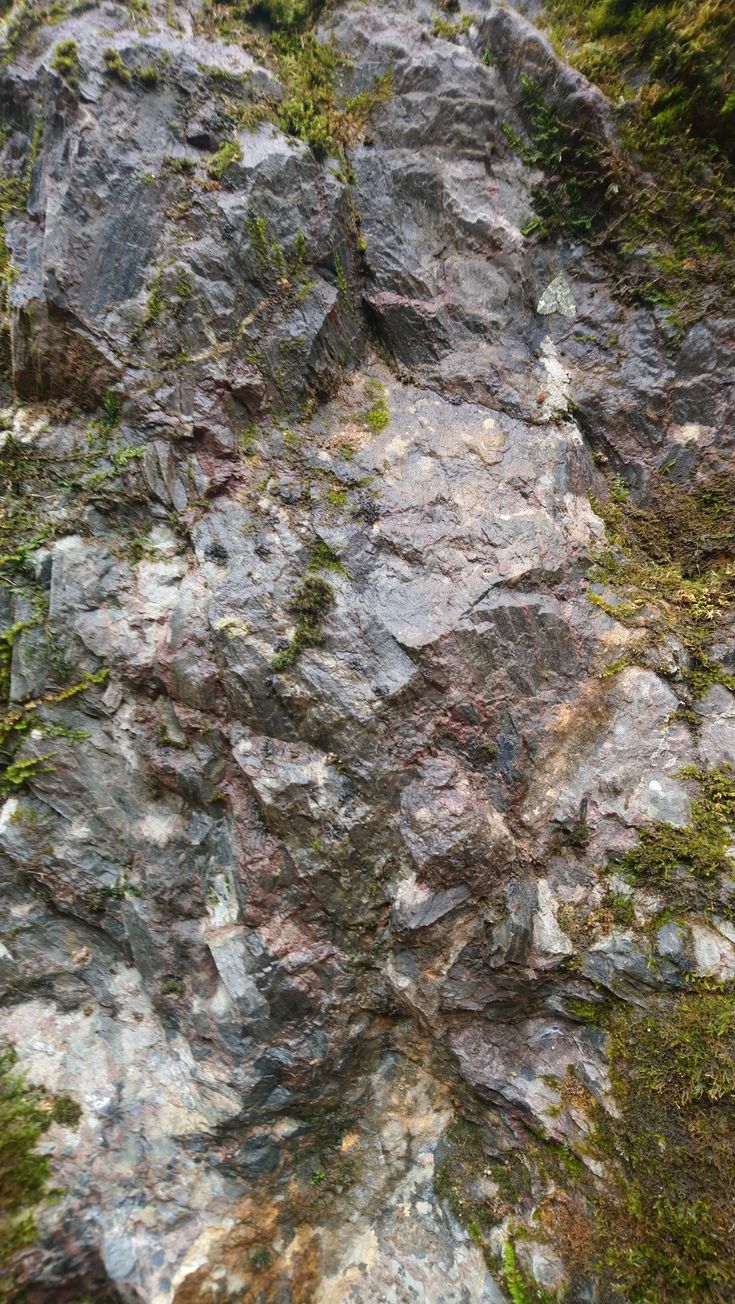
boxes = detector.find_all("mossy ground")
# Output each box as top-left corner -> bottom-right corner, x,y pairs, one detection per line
506,0 -> 735,331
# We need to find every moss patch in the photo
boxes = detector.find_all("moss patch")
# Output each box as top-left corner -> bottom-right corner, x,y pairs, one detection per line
0,1048 -> 81,1297
504,20 -> 735,332
587,986 -> 735,1303
207,137 -> 243,181
589,473 -> 735,697
613,764 -> 735,918
199,0 -> 392,158
361,379 -> 389,433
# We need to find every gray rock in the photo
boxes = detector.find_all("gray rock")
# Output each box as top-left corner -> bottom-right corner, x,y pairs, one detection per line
0,0 -> 732,1299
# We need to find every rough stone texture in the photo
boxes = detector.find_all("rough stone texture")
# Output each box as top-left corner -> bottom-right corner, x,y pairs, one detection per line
1,0 -> 734,1301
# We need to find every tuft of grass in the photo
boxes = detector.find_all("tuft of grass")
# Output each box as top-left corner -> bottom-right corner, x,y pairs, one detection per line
431,12 -> 472,40
50,37 -> 80,86
103,47 -> 131,82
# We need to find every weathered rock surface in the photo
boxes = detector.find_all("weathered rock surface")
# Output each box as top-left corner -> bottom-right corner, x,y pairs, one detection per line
1,0 -> 734,1300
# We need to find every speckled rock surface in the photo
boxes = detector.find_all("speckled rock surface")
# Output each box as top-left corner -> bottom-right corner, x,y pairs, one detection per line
1,0 -> 734,1300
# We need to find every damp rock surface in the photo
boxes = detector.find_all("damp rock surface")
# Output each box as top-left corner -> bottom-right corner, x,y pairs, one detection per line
1,0 -> 735,1301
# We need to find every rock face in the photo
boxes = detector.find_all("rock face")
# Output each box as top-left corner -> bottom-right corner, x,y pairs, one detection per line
1,0 -> 734,1301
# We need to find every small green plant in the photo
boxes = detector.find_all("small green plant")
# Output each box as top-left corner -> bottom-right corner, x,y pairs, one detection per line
334,251 -> 348,296
207,138 -> 242,181
161,976 -> 184,997
163,154 -> 196,175
174,266 -> 193,298
102,389 -> 122,428
51,38 -> 80,86
308,1167 -> 326,1185
361,379 -> 389,432
431,12 -> 471,39
103,47 -> 131,81
131,268 -> 164,340
0,753 -> 56,794
502,1242 -> 530,1304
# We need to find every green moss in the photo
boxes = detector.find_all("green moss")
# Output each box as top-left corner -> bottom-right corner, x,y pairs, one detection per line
613,764 -> 735,917
1,111 -> 43,304
588,986 -> 735,1302
207,137 -> 243,181
50,1094 -> 81,1128
271,572 -> 335,672
277,34 -> 347,155
50,38 -> 80,87
0,1049 -> 77,1292
309,539 -> 348,577
361,379 -> 389,432
602,889 -> 636,929
434,1119 -> 532,1253
515,1 -> 735,328
589,473 -> 735,696
249,1245 -> 273,1269
243,0 -> 321,33
129,269 -> 166,343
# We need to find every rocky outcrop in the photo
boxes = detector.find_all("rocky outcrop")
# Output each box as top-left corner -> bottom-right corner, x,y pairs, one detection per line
1,0 -> 734,1301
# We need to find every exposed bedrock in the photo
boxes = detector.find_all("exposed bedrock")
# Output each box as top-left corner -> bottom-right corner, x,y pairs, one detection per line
1,0 -> 734,1300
